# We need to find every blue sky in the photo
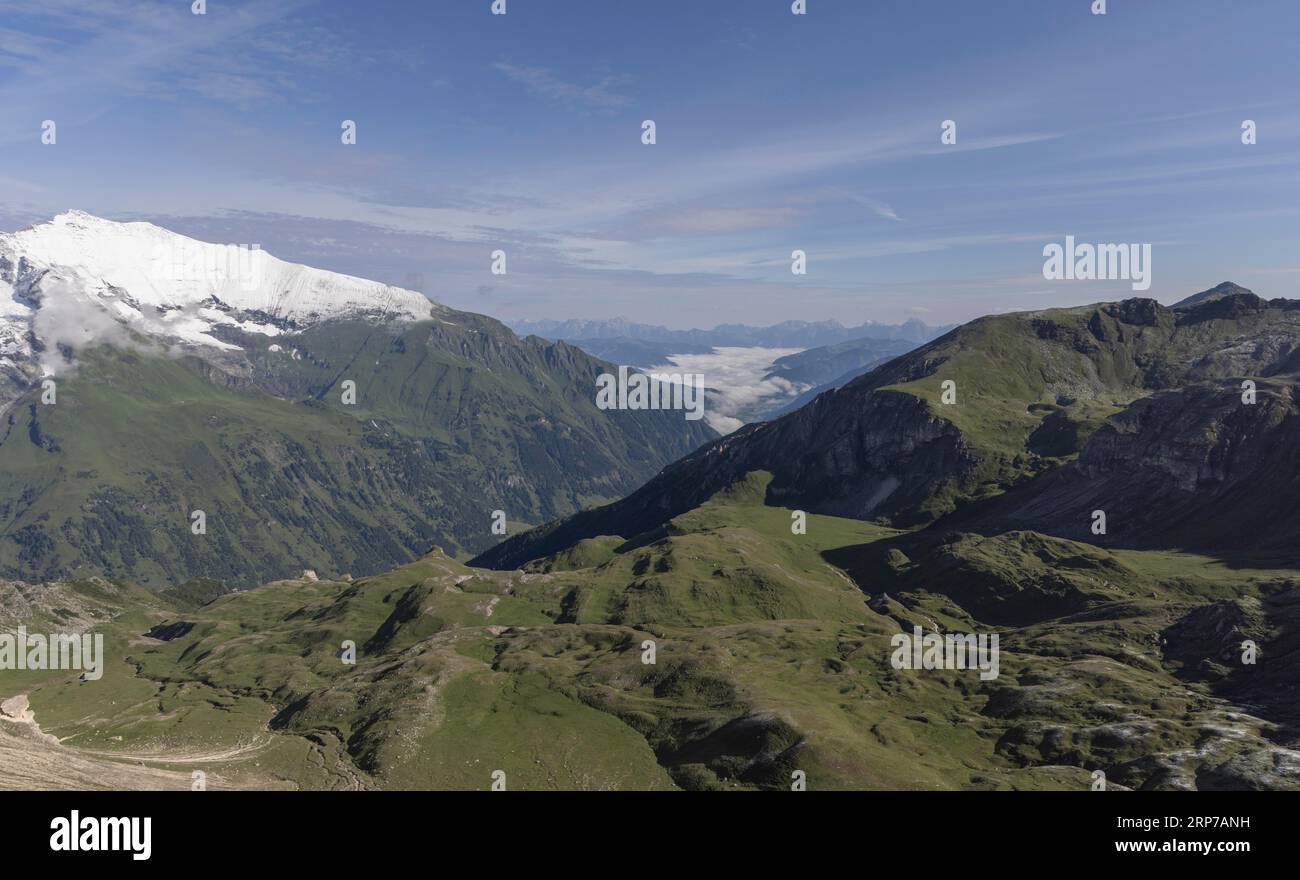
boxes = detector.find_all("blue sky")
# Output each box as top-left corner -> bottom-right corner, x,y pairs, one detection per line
2,0 -> 1299,328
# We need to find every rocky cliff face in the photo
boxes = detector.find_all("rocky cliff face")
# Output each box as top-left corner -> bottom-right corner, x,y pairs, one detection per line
998,378 -> 1300,553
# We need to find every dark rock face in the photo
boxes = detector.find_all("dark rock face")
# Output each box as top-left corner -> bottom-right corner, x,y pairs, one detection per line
1110,297 -> 1165,327
1162,599 -> 1268,681
1002,380 -> 1300,553
745,389 -> 976,520
145,621 -> 196,641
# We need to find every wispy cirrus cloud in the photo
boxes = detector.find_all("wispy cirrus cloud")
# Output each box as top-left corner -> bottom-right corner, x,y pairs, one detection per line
0,0 -> 314,142
0,24 -> 63,73
614,205 -> 802,238
847,195 -> 902,222
493,62 -> 632,111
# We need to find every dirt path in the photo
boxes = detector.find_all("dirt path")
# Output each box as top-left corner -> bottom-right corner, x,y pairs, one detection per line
79,739 -> 268,764
0,716 -> 197,791
0,695 -> 285,790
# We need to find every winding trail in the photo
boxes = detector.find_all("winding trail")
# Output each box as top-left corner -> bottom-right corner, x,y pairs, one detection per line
0,696 -> 286,790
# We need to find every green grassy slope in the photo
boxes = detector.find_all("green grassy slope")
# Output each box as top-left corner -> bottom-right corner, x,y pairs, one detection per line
7,471 -> 1297,791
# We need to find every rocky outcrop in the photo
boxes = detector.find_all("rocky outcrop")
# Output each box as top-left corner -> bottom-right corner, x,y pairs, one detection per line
1000,379 -> 1300,553
1162,599 -> 1269,681
0,694 -> 28,720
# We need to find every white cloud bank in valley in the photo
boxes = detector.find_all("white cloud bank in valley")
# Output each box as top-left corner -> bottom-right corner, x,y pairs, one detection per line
647,346 -> 805,435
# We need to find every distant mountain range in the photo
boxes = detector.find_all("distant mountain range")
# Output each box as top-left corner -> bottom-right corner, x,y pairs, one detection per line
552,337 -> 716,371
761,336 -> 924,417
510,315 -> 951,350
513,317 -> 952,426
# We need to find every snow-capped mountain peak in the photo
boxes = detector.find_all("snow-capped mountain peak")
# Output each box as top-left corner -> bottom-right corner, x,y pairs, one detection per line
0,211 -> 435,372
